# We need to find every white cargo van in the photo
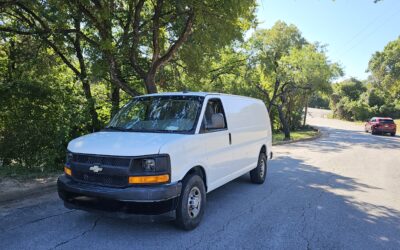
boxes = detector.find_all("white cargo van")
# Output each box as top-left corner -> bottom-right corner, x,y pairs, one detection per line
58,92 -> 272,230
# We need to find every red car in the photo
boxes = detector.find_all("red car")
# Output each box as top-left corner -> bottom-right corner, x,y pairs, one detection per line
365,117 -> 396,136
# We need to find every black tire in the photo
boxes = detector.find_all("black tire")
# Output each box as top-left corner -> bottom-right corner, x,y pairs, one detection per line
250,152 -> 267,184
175,174 -> 206,230
371,129 -> 376,135
391,132 -> 396,136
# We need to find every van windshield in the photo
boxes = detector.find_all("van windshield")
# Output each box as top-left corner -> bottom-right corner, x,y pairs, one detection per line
106,96 -> 204,133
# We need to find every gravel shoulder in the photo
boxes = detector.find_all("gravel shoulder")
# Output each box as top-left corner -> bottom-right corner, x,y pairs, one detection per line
0,175 -> 58,204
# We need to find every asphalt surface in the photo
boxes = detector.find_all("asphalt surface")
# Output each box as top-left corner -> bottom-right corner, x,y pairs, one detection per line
1,108 -> 400,250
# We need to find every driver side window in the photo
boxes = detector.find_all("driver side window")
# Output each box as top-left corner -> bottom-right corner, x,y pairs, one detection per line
200,99 -> 227,133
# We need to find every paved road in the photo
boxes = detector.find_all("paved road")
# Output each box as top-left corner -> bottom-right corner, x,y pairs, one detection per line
1,108 -> 400,249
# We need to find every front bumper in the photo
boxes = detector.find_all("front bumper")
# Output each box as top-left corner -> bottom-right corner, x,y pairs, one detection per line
57,175 -> 182,216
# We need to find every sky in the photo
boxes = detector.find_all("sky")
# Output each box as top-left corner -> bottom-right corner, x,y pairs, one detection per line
255,0 -> 400,81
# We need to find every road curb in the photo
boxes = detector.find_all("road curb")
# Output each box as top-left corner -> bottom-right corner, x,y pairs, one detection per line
272,128 -> 322,146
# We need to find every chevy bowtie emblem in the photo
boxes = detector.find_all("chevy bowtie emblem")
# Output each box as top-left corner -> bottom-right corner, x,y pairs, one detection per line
89,165 -> 103,173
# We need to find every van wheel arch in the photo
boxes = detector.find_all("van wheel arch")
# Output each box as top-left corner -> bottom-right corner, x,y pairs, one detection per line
260,145 -> 267,155
250,148 -> 268,184
184,166 -> 207,192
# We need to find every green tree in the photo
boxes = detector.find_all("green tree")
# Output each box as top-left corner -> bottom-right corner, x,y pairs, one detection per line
330,78 -> 366,120
0,36 -> 88,169
0,0 -> 256,94
0,0 -> 256,130
334,78 -> 366,101
368,37 -> 400,100
248,22 -> 340,139
279,44 -> 341,126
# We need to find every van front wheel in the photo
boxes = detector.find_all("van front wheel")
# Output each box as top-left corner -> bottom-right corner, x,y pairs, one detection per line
175,174 -> 206,230
250,152 -> 267,184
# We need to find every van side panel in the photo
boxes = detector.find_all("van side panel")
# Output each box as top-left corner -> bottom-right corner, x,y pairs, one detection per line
214,96 -> 271,187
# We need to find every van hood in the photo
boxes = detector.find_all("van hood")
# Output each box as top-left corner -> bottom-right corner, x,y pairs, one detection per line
67,131 -> 185,156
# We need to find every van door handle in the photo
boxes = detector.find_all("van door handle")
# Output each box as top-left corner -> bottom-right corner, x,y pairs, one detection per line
229,133 -> 232,145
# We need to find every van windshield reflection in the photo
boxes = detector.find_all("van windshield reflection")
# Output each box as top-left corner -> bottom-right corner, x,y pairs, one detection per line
106,96 -> 203,133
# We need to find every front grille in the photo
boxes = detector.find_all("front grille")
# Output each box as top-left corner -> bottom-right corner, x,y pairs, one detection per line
73,169 -> 127,187
72,154 -> 131,167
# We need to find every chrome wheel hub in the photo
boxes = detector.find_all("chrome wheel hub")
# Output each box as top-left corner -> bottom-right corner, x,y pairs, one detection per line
259,158 -> 266,178
187,186 -> 201,218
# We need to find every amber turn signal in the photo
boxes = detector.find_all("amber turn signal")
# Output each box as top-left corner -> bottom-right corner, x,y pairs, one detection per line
129,174 -> 169,184
64,166 -> 72,176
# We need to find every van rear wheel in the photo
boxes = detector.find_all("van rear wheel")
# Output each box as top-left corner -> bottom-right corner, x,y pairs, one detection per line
250,152 -> 267,184
175,174 -> 206,230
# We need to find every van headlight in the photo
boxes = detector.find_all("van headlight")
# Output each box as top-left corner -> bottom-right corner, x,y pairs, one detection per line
131,155 -> 171,174
142,159 -> 156,171
130,155 -> 171,184
66,152 -> 73,164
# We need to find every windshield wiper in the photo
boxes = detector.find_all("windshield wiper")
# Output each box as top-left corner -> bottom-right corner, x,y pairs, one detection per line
138,129 -> 183,133
103,126 -> 128,132
104,127 -> 185,133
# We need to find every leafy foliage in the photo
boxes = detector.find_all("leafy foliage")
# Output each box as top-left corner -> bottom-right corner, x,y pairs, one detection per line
368,37 -> 400,100
330,37 -> 400,122
0,80 -> 81,169
0,37 -> 90,169
0,2 -> 341,175
247,22 -> 341,138
330,79 -> 400,121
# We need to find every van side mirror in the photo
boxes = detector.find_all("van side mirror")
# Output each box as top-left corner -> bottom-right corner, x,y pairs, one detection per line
205,113 -> 225,130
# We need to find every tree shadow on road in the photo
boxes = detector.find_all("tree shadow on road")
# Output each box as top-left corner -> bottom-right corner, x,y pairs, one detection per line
263,156 -> 400,249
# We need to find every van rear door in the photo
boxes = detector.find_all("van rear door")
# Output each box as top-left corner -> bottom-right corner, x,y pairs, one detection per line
222,96 -> 266,175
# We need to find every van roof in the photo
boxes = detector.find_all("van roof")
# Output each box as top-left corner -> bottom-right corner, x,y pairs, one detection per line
142,91 -> 216,97
140,91 -> 261,101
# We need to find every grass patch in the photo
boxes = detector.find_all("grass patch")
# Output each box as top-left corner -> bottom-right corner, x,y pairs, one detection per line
0,165 -> 62,180
273,127 -> 319,143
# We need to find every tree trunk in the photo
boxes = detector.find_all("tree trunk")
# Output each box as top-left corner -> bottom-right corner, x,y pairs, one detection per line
106,53 -> 139,96
81,78 -> 100,132
269,111 -> 275,131
277,104 -> 291,140
110,85 -> 120,118
72,14 -> 101,132
144,72 -> 158,94
303,95 -> 308,127
7,39 -> 16,80
286,98 -> 292,130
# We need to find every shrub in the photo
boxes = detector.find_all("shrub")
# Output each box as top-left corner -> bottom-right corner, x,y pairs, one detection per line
0,80 -> 88,171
